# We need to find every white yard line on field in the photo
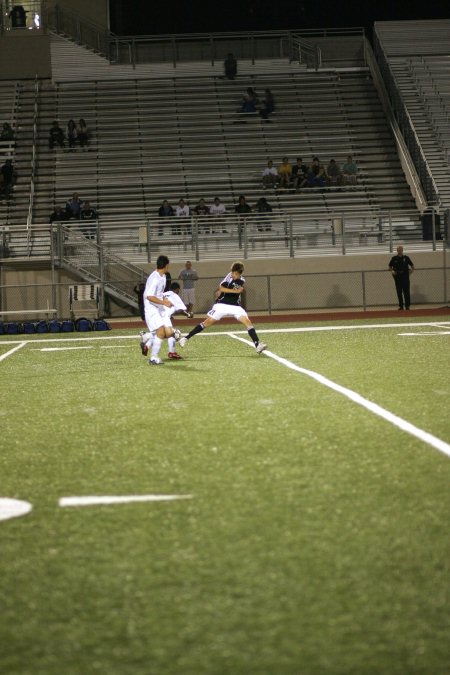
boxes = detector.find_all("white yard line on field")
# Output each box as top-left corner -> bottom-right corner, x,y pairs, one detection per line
59,495 -> 193,507
229,334 -> 450,460
0,320 -> 449,349
36,346 -> 94,352
0,341 -> 27,362
398,332 -> 450,336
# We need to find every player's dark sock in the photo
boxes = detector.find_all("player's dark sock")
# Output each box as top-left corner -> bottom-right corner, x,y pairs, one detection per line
248,327 -> 258,345
187,323 -> 205,340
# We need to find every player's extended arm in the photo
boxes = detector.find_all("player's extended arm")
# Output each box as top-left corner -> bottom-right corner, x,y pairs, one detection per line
147,295 -> 173,307
218,284 -> 243,294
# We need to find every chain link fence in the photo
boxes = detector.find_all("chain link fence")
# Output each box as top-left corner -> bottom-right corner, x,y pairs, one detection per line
1,264 -> 448,322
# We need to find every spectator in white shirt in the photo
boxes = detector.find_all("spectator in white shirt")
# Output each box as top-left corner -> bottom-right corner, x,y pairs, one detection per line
262,159 -> 278,189
209,196 -> 228,233
175,198 -> 190,235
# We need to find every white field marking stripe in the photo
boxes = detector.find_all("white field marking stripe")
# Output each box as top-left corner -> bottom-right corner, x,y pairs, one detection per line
59,495 -> 193,507
37,346 -> 94,352
230,334 -> 450,459
0,498 -> 33,521
0,341 -> 27,362
182,321 -> 450,336
0,335 -> 139,346
0,321 -> 449,347
399,332 -> 450,336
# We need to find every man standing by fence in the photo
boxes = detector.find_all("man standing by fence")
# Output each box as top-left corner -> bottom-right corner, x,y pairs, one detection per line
389,245 -> 414,310
178,260 -> 198,316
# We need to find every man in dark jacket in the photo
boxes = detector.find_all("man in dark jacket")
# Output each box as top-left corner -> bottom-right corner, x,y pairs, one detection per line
389,246 -> 415,310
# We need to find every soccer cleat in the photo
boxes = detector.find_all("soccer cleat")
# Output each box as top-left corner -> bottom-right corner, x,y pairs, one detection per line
256,342 -> 267,354
178,337 -> 188,348
173,328 -> 182,341
168,352 -> 183,360
139,331 -> 148,356
148,357 -> 164,366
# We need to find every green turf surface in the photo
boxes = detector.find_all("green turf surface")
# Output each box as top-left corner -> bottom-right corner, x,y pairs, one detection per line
1,318 -> 450,674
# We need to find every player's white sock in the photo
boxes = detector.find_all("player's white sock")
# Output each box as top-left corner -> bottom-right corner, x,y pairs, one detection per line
168,336 -> 176,352
151,336 -> 163,359
141,331 -> 153,344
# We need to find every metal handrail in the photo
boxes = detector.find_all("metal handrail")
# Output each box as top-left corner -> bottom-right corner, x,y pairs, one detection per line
364,40 -> 427,212
373,30 -> 441,207
101,25 -> 363,67
26,76 -> 39,256
44,4 -> 110,59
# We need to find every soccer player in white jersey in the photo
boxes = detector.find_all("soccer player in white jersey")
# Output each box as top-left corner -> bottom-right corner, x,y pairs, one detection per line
140,282 -> 191,360
179,261 -> 267,353
141,255 -> 181,365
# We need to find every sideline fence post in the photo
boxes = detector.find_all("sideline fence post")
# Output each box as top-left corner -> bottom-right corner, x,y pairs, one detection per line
341,215 -> 346,255
146,221 -> 151,263
289,216 -> 294,257
362,271 -> 367,310
388,211 -> 393,252
50,224 -> 58,316
243,218 -> 248,259
443,238 -> 448,304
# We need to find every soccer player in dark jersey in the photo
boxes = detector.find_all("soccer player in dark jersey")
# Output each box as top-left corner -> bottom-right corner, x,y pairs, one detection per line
178,261 -> 267,353
388,245 -> 415,310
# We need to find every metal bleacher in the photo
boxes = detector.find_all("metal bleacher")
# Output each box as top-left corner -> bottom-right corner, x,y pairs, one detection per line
374,19 -> 450,208
2,25 -> 434,264
28,67 -> 417,255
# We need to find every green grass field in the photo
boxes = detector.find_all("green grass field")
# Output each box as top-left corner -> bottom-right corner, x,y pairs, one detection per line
1,317 -> 450,675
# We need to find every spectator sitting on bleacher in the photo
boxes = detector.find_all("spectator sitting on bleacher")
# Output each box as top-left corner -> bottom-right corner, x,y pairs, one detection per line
49,205 -> 68,223
292,157 -> 309,191
209,197 -> 228,233
0,159 -> 17,198
80,201 -> 97,221
255,197 -> 273,232
342,155 -> 358,185
76,119 -> 90,149
235,195 -> 252,215
80,201 -> 98,239
157,199 -> 174,236
259,89 -> 275,122
277,157 -> 292,190
67,119 -> 78,150
224,53 -> 237,80
193,198 -> 211,233
241,87 -> 259,114
326,159 -> 342,187
262,159 -> 278,189
193,198 -> 210,217
49,121 -> 65,149
307,157 -> 327,188
175,198 -> 190,235
66,192 -> 83,219
1,122 -> 15,141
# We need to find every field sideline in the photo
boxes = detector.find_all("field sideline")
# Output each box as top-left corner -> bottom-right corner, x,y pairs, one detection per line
1,315 -> 450,674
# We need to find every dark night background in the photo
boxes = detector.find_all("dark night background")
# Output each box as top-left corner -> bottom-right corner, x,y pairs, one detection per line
109,1 -> 450,36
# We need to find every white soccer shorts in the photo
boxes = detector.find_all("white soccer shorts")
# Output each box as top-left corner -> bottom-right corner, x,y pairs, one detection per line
145,307 -> 165,332
207,303 -> 248,322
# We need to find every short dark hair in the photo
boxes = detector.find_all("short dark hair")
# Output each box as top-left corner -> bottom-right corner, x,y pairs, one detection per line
231,261 -> 244,274
156,255 -> 169,269
170,281 -> 181,291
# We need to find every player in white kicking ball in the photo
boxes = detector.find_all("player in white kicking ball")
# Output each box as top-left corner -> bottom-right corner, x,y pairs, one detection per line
178,260 -> 267,353
140,255 -> 181,366
140,281 -> 192,361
